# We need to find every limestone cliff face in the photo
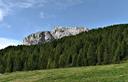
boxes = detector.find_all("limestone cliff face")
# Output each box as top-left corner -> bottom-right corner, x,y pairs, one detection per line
23,26 -> 88,45
51,26 -> 87,39
23,31 -> 54,45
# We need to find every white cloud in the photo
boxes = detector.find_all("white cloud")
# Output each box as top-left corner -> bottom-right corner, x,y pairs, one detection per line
0,9 -> 6,22
0,9 -> 3,21
40,12 -> 56,19
0,37 -> 21,49
54,0 -> 83,8
1,0 -> 47,8
40,12 -> 45,19
0,23 -> 11,29
0,0 -> 47,21
0,0 -> 84,21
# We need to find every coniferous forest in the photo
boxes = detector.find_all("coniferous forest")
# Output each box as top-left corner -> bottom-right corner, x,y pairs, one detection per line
0,24 -> 128,73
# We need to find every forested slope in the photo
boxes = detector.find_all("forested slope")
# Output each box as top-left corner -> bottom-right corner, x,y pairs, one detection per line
0,24 -> 128,73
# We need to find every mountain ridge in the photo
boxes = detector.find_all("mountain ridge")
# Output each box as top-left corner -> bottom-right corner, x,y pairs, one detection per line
23,26 -> 88,45
0,24 -> 128,73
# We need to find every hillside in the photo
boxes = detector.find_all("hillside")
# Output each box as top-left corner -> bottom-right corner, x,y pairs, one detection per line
0,24 -> 128,73
0,61 -> 128,82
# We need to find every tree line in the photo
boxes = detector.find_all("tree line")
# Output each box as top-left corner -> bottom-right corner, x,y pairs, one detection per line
0,24 -> 128,73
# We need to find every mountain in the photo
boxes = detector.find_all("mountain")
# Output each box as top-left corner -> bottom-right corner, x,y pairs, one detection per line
23,26 -> 88,45
23,31 -> 54,45
0,24 -> 128,73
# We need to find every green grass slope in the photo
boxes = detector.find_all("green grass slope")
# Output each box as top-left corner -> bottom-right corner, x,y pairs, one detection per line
0,62 -> 128,82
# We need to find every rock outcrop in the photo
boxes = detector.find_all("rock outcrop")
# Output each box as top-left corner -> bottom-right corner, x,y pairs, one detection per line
23,31 -> 54,45
23,26 -> 88,45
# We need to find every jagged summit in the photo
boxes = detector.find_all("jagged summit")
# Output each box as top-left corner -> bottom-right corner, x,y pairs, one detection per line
23,26 -> 88,45
51,26 -> 88,39
23,31 -> 54,45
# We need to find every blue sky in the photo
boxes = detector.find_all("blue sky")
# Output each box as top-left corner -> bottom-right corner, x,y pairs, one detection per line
0,0 -> 128,49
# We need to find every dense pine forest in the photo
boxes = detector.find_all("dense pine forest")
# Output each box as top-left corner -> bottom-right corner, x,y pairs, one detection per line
0,24 -> 128,73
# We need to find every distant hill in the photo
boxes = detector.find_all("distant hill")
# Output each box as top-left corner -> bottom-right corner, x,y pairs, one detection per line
0,24 -> 128,73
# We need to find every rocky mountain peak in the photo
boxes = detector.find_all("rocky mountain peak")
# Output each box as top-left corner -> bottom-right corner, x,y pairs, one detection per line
23,26 -> 88,45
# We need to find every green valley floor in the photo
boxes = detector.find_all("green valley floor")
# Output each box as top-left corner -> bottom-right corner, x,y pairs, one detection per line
0,62 -> 128,82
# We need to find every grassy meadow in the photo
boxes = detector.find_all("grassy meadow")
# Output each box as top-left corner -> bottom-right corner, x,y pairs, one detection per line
0,61 -> 128,82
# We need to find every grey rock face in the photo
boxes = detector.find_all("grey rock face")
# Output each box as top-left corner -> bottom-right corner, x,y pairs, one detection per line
23,31 -> 54,45
51,26 -> 88,39
23,26 -> 88,45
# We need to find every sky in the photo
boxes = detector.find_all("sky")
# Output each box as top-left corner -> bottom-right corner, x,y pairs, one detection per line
0,0 -> 128,49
